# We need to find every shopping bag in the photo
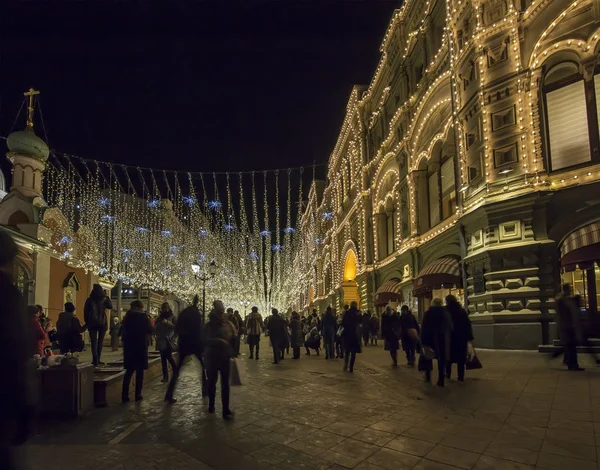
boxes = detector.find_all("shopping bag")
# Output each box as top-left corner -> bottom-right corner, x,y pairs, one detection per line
230,357 -> 245,386
418,354 -> 433,372
465,348 -> 482,370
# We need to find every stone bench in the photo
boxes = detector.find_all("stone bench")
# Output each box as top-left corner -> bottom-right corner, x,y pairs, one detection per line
93,351 -> 176,407
39,363 -> 96,418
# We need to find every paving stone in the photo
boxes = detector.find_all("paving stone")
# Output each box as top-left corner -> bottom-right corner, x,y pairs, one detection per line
484,442 -> 538,465
540,439 -> 597,461
323,421 -> 366,437
385,435 -> 436,456
351,428 -> 397,446
474,455 -> 533,470
330,438 -> 380,461
426,444 -> 481,469
536,452 -> 597,470
366,447 -> 422,469
440,433 -> 492,453
369,419 -> 414,434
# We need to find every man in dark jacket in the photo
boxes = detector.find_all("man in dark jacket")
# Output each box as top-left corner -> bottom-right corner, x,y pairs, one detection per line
421,299 -> 453,387
267,308 -> 287,364
321,306 -> 337,359
382,306 -> 401,366
84,283 -> 113,366
121,300 -> 153,402
399,305 -> 420,366
165,295 -> 207,403
341,302 -> 362,372
0,231 -> 36,470
555,284 -> 584,371
445,295 -> 473,380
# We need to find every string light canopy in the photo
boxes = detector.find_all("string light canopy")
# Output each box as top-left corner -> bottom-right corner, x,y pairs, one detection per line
40,151 -> 316,313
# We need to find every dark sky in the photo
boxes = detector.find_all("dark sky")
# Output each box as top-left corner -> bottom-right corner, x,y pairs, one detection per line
1,0 -> 399,177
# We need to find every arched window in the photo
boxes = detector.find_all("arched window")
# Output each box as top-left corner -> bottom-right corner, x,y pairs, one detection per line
440,156 -> 457,220
543,61 -> 597,171
428,165 -> 440,228
377,198 -> 396,259
14,259 -> 32,302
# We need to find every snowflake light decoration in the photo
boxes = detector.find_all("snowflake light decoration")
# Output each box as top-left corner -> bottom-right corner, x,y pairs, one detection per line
249,251 -> 259,261
147,199 -> 161,209
58,236 -> 72,245
100,215 -> 116,224
283,227 -> 295,234
182,196 -> 196,207
208,200 -> 222,211
321,211 -> 334,221
260,230 -> 272,237
135,226 -> 150,234
199,229 -> 208,237
98,196 -> 111,208
272,244 -> 283,252
161,230 -> 173,237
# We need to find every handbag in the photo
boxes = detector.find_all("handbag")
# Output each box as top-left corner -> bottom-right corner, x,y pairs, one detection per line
466,349 -> 483,370
230,357 -> 245,386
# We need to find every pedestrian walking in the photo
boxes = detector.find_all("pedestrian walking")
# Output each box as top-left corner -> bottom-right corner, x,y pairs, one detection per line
335,311 -> 345,358
321,306 -> 337,359
369,313 -> 379,346
381,306 -> 401,366
57,302 -> 86,354
290,311 -> 304,359
155,302 -> 177,383
109,317 -> 120,351
341,301 -> 362,372
245,306 -> 264,360
420,298 -> 453,387
121,300 -> 153,403
0,230 -> 37,470
555,284 -> 584,371
267,308 -> 287,364
165,295 -> 207,404
84,284 -> 113,366
399,305 -> 419,366
204,300 -> 235,419
234,309 -> 244,355
445,295 -> 473,381
362,310 -> 372,347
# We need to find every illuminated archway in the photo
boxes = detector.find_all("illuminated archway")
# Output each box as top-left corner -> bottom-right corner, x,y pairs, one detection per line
341,249 -> 361,308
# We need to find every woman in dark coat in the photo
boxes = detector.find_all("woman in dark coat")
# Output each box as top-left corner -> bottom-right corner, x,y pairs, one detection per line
341,301 -> 362,372
121,300 -> 153,402
445,295 -> 473,381
155,302 -> 177,382
420,298 -> 453,387
289,311 -> 304,359
381,306 -> 401,366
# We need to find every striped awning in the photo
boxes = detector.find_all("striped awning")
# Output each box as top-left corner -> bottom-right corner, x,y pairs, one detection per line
560,221 -> 600,271
375,279 -> 403,306
413,257 -> 462,296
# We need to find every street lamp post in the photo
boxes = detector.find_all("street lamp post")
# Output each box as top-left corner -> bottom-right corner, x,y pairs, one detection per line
191,260 -> 217,324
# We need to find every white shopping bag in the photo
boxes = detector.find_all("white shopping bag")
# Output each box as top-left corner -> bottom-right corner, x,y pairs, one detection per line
230,357 -> 245,386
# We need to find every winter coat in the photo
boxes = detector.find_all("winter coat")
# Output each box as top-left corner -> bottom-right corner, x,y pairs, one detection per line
175,304 -> 204,353
268,314 -> 287,343
121,309 -> 153,370
381,312 -> 401,350
370,315 -> 380,335
290,318 -> 304,347
321,311 -> 337,338
399,312 -> 420,342
420,305 -> 452,359
204,311 -> 235,361
57,311 -> 86,352
308,314 -> 321,331
446,304 -> 473,363
0,271 -> 36,432
556,293 -> 582,340
31,317 -> 46,357
246,312 -> 265,336
155,311 -> 176,352
341,308 -> 362,353
234,312 -> 245,335
362,313 -> 372,333
83,284 -> 112,330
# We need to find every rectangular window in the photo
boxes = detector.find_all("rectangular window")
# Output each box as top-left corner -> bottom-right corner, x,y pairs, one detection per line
428,172 -> 440,228
386,214 -> 395,255
492,106 -> 516,131
400,184 -> 410,239
547,80 -> 591,171
441,159 -> 456,219
494,143 -> 518,168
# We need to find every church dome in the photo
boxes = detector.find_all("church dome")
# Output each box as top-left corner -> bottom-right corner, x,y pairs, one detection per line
6,129 -> 50,161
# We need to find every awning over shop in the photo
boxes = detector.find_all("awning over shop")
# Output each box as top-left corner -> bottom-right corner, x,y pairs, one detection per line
412,257 -> 462,296
560,221 -> 600,271
375,279 -> 403,306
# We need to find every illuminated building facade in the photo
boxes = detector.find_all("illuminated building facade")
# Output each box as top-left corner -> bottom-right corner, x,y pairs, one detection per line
300,0 -> 600,349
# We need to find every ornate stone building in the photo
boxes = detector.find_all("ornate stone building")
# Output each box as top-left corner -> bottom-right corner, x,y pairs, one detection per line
300,0 -> 600,349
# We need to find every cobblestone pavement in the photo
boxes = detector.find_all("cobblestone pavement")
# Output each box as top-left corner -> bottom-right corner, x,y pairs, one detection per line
26,345 -> 600,469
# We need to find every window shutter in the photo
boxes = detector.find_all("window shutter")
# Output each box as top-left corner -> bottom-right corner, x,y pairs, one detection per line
441,159 -> 455,194
428,172 -> 440,228
547,80 -> 591,171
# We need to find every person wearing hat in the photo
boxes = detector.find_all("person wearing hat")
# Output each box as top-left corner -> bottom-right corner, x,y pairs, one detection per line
245,306 -> 264,360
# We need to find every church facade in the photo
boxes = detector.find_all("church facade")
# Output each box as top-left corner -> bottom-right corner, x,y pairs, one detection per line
300,0 -> 600,349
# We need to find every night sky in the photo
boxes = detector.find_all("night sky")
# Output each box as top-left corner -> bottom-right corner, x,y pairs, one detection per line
1,0 -> 399,179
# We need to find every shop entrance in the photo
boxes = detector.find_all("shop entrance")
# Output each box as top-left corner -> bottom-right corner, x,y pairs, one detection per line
342,250 -> 360,308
